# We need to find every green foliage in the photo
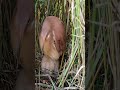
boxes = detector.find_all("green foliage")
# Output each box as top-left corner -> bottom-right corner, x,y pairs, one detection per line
86,0 -> 120,89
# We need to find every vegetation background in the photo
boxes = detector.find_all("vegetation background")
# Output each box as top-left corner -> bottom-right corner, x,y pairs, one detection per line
86,0 -> 120,89
1,0 -> 120,90
0,0 -> 17,89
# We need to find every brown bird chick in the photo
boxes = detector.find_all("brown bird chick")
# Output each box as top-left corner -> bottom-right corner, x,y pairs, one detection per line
39,16 -> 66,76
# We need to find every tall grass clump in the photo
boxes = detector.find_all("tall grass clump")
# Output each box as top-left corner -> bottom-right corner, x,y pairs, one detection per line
86,0 -> 120,89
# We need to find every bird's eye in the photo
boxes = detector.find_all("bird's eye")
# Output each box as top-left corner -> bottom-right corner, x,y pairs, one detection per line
54,40 -> 55,44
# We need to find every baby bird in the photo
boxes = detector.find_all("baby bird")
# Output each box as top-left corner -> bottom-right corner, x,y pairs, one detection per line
39,16 -> 66,76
